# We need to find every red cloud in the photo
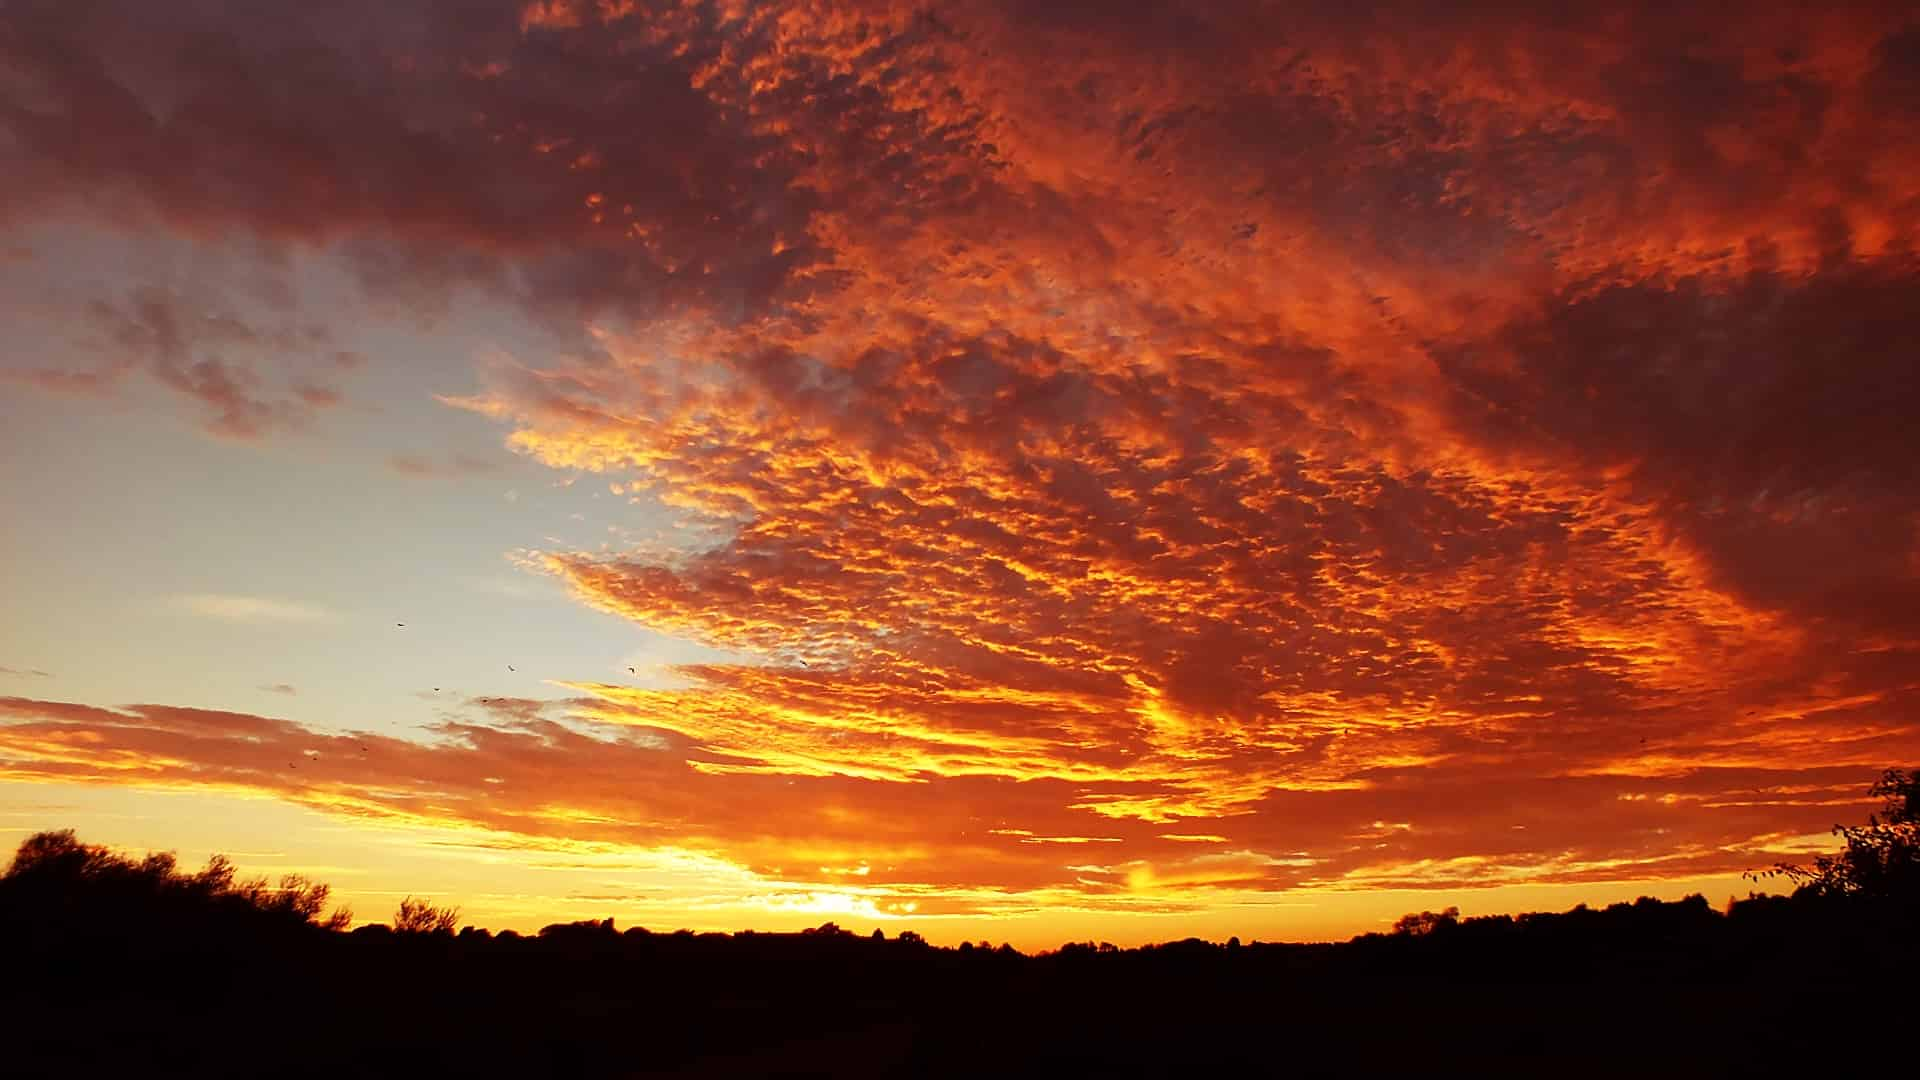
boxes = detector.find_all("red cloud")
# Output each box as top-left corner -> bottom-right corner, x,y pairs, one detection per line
3,1 -> 1918,913
0,284 -> 357,440
0,670 -> 1905,909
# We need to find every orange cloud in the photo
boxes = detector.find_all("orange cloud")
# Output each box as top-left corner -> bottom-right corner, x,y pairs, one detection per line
0,684 -> 1904,915
3,0 -> 1918,923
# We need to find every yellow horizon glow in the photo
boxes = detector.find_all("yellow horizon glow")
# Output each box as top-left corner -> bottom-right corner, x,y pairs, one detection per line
0,779 -> 1799,952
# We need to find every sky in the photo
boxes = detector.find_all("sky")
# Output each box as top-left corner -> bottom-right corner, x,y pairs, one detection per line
2,0 -> 1918,950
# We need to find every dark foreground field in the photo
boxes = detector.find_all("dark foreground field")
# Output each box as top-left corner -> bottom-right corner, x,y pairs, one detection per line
5,831 -> 1914,1080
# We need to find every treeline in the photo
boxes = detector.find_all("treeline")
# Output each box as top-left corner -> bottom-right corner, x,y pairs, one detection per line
3,770 -> 1915,1077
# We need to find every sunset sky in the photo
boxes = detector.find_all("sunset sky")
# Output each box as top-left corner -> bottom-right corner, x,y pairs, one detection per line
3,0 -> 1919,949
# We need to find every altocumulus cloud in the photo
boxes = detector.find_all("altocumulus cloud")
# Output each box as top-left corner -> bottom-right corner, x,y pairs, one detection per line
0,0 -> 1917,914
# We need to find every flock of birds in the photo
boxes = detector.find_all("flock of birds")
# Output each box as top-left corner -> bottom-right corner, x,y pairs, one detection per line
278,621 -> 816,771
280,623 -> 674,771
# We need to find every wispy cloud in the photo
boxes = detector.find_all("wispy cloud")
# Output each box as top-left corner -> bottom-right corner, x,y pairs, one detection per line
0,667 -> 53,679
258,684 -> 298,696
173,594 -> 334,624
388,453 -> 511,478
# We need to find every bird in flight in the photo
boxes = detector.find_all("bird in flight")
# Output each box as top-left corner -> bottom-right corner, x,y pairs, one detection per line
396,623 -> 405,628
628,667 -> 636,674
508,665 -> 515,672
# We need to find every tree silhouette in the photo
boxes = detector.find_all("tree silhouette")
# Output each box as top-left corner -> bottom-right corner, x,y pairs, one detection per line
392,895 -> 460,934
2,829 -> 350,929
1392,906 -> 1461,936
6,824 -> 1919,1077
1752,767 -> 1920,900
